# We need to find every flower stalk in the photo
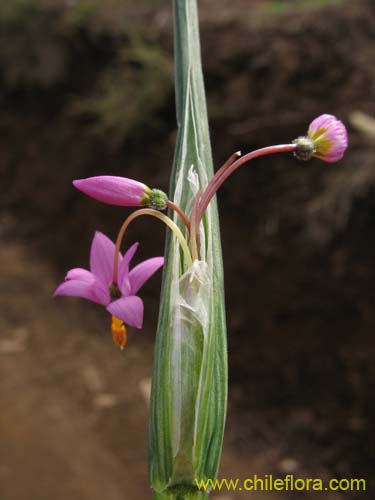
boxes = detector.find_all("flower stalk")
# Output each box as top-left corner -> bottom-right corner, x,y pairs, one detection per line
196,144 -> 297,223
112,208 -> 192,285
166,200 -> 191,232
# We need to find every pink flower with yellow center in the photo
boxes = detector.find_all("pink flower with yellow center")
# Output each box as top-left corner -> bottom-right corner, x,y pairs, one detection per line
53,231 -> 164,349
293,114 -> 348,163
307,114 -> 348,162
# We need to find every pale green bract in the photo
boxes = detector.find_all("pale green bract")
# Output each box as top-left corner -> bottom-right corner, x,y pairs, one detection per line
148,1 -> 228,499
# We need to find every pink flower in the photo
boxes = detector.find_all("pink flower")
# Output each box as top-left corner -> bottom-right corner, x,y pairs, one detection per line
54,231 -> 164,348
73,176 -> 168,210
307,114 -> 348,163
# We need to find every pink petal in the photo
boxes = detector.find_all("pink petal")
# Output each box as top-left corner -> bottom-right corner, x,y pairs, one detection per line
308,114 -> 348,163
118,242 -> 139,295
129,257 -> 164,295
90,231 -> 121,286
308,113 -> 336,136
106,296 -> 144,329
73,176 -> 149,207
66,268 -> 93,281
53,277 -> 109,305
319,126 -> 348,163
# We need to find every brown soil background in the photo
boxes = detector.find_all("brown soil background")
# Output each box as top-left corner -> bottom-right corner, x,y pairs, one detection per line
0,1 -> 373,499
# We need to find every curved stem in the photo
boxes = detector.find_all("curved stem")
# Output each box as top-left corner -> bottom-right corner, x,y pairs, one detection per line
166,200 -> 191,232
197,144 -> 297,223
187,154 -> 241,259
209,150 -> 242,186
112,209 -> 193,285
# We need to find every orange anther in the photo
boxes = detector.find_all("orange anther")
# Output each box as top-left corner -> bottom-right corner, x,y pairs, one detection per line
111,316 -> 127,350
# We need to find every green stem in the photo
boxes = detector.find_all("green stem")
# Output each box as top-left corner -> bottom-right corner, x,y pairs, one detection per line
189,190 -> 201,261
149,1 -> 227,497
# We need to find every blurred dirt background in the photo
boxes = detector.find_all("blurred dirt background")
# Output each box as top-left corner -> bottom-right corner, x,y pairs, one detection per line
0,0 -> 373,499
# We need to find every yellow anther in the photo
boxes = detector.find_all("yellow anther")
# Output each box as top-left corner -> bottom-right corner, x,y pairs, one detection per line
111,316 -> 127,350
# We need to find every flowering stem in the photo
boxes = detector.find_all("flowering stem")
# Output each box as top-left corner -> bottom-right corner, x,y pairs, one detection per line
197,144 -> 297,224
166,199 -> 191,232
112,208 -> 193,284
211,150 -> 242,183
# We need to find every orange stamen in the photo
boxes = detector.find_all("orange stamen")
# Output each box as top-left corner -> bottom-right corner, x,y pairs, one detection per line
111,316 -> 127,350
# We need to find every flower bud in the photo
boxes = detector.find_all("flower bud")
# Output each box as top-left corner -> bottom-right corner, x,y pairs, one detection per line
307,114 -> 348,162
73,176 -> 151,207
73,176 -> 168,210
294,114 -> 348,163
